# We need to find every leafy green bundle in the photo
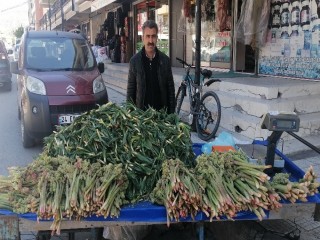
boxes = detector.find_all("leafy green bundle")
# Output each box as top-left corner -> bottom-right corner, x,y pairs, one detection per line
44,102 -> 194,202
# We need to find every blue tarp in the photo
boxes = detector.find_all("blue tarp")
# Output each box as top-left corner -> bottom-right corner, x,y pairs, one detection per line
0,142 -> 319,223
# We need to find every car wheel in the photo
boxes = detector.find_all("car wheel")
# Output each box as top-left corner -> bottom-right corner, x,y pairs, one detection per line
21,112 -> 35,148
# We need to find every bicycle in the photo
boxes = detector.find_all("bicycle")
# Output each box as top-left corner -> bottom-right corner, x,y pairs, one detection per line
175,57 -> 221,141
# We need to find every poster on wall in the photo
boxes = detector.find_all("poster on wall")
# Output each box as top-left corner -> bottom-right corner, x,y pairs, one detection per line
192,31 -> 231,63
259,0 -> 320,79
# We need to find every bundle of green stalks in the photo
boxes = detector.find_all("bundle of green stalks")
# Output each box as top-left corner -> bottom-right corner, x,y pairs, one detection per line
43,102 -> 194,202
0,154 -> 128,235
195,151 -> 282,221
271,166 -> 320,203
150,159 -> 205,226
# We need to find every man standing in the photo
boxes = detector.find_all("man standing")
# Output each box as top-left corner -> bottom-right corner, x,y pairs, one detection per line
126,20 -> 175,114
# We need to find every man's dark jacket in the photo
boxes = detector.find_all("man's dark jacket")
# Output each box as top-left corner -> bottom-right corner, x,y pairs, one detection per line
126,48 -> 175,114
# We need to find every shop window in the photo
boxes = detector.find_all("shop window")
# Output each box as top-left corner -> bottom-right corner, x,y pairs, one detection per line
184,0 -> 232,68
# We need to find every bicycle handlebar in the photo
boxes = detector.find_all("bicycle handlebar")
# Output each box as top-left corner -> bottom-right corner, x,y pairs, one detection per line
176,57 -> 192,68
176,57 -> 213,79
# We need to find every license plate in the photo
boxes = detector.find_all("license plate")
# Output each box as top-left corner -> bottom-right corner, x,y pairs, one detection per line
58,114 -> 80,125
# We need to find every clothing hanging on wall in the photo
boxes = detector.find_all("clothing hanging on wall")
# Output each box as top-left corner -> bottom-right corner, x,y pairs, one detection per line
236,0 -> 271,46
216,0 -> 230,31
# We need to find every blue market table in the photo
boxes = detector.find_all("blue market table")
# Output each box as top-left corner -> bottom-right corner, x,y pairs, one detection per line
0,142 -> 319,240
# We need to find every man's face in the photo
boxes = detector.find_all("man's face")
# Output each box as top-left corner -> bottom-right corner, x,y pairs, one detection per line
143,27 -> 158,53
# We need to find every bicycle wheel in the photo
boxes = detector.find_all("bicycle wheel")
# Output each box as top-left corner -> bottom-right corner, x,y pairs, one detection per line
175,84 -> 186,114
196,91 -> 221,141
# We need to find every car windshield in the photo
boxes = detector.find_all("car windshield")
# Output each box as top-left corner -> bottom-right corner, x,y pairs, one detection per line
26,37 -> 95,71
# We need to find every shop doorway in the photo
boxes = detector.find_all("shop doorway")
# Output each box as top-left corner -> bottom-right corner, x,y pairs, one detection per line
133,0 -> 169,55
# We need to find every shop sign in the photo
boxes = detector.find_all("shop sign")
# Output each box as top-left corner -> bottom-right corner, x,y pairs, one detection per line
91,0 -> 116,12
259,0 -> 320,79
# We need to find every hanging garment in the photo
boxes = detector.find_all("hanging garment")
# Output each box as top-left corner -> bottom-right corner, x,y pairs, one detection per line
201,0 -> 215,22
216,0 -> 229,31
236,0 -> 271,46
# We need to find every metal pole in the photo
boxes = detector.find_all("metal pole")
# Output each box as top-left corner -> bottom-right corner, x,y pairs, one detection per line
60,0 -> 65,31
195,0 -> 201,85
231,0 -> 238,72
287,132 -> 320,154
49,0 -> 52,30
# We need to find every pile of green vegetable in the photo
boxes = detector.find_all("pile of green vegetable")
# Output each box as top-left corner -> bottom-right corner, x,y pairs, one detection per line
150,151 -> 320,224
195,151 -> 282,221
270,166 -> 320,203
43,102 -> 195,202
150,159 -> 205,226
0,102 -> 319,235
151,151 -> 283,224
0,154 -> 128,235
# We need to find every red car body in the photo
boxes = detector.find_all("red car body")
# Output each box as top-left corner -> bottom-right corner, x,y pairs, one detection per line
11,30 -> 108,147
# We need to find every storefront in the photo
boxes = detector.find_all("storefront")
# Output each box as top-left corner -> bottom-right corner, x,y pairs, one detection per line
89,0 -> 132,63
133,0 -> 169,55
177,0 -> 243,70
170,0 -> 250,71
259,0 -> 320,79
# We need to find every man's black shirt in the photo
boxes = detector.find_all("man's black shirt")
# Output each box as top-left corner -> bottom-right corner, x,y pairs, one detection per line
142,48 -> 163,111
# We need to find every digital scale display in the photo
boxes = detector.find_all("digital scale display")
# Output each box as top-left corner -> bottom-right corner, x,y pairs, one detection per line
261,112 -> 300,132
271,119 -> 298,131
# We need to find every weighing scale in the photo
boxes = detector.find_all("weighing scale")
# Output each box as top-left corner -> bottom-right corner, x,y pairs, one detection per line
261,112 -> 300,174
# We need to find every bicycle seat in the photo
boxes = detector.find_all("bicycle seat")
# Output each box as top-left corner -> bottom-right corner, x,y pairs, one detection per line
201,69 -> 212,78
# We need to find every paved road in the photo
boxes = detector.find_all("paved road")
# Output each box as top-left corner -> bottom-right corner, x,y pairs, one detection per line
0,76 -> 42,176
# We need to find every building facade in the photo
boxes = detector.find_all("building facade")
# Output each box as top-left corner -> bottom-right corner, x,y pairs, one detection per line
27,0 -> 320,81
25,0 -> 320,143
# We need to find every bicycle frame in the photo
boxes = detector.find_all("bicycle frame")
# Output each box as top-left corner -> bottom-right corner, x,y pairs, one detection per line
176,57 -> 222,140
181,66 -> 205,115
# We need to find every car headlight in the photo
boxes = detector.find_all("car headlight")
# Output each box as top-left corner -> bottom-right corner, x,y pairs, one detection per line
93,76 -> 106,94
26,76 -> 46,95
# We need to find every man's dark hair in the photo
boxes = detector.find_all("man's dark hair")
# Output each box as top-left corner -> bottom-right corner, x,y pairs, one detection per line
142,20 -> 158,34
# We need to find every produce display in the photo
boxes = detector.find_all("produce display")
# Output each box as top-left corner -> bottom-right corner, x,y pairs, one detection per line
151,151 -> 281,225
43,102 -> 195,202
270,167 -> 320,203
150,159 -> 205,225
0,102 -> 319,236
195,151 -> 282,221
0,155 -> 128,234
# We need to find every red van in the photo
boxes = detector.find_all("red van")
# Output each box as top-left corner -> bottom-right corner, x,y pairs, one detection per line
0,40 -> 12,91
10,30 -> 109,147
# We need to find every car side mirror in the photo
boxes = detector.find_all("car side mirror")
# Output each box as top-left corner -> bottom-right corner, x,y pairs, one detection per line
10,61 -> 20,74
98,62 -> 105,73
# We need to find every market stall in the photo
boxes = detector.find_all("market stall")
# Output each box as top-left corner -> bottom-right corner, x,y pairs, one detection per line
0,141 -> 319,240
0,104 -> 319,240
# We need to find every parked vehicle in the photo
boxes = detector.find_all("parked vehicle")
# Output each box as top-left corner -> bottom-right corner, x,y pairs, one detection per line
7,48 -> 14,62
10,30 -> 109,148
0,40 -> 12,91
13,43 -> 20,61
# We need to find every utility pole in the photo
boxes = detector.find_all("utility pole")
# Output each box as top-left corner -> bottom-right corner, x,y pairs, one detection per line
60,0 -> 65,31
48,0 -> 52,30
